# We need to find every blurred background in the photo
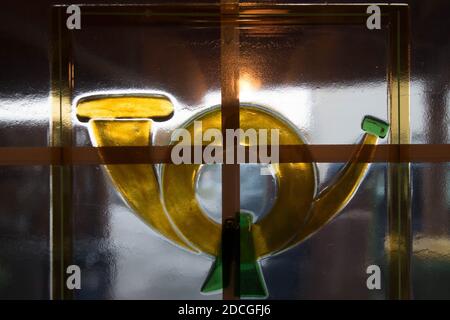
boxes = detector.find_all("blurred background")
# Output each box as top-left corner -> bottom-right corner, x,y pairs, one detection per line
0,0 -> 448,299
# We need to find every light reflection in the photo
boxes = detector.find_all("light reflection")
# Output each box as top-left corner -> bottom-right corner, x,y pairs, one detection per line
203,86 -> 311,133
0,95 -> 49,122
239,71 -> 261,94
413,236 -> 450,260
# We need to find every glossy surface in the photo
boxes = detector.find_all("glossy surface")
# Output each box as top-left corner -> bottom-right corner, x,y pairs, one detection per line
195,163 -> 278,224
77,95 -> 174,121
0,1 -> 449,300
90,119 -> 194,252
161,104 -> 383,298
161,106 -> 316,257
69,6 -> 221,299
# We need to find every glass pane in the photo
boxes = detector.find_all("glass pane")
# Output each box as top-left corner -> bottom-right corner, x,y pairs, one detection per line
239,22 -> 389,299
411,164 -> 450,299
69,9 -> 221,299
2,1 -> 449,300
0,60 -> 50,299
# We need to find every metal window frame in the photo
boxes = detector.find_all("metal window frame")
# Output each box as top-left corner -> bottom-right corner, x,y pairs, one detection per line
50,3 -> 411,300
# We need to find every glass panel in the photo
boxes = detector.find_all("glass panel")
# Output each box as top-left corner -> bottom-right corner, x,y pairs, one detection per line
239,22 -> 389,299
2,1 -> 449,300
0,52 -> 50,299
409,2 -> 449,298
69,9 -> 221,299
411,163 -> 450,299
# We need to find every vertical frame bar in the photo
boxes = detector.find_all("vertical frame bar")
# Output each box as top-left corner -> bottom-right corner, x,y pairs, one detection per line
220,0 -> 240,300
387,4 -> 411,300
50,6 -> 74,300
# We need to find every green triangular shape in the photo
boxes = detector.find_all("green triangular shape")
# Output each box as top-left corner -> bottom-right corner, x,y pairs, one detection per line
201,254 -> 223,293
239,213 -> 267,298
200,213 -> 268,298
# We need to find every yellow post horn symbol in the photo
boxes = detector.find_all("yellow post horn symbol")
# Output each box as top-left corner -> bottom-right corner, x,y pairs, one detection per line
77,94 -> 389,298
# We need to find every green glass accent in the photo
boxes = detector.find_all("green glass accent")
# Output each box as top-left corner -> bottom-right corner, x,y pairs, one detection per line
239,213 -> 267,298
201,213 -> 267,298
361,115 -> 390,138
201,252 -> 223,293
